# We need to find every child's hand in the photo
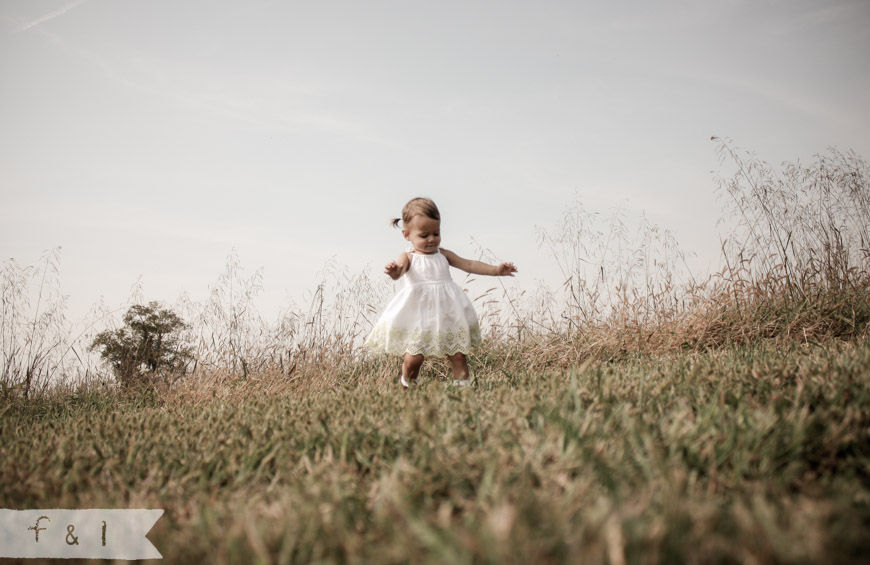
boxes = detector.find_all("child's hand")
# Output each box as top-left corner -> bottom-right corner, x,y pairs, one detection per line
384,261 -> 402,280
496,262 -> 518,277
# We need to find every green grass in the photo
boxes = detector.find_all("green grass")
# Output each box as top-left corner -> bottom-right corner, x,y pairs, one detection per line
3,339 -> 869,564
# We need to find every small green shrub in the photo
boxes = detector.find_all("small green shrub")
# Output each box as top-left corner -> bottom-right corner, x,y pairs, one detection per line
89,301 -> 192,388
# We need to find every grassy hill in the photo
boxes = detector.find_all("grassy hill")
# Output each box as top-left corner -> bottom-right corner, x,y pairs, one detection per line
3,339 -> 870,563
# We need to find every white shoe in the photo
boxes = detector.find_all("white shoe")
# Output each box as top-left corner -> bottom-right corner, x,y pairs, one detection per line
453,379 -> 469,387
400,375 -> 417,389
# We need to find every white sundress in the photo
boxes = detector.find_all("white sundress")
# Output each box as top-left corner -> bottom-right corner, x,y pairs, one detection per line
365,249 -> 482,357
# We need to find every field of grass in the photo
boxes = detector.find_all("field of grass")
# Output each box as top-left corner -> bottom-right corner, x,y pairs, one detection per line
2,142 -> 870,563
2,339 -> 870,563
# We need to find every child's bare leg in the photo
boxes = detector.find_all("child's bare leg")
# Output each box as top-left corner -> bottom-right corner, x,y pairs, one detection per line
447,352 -> 469,384
403,353 -> 424,384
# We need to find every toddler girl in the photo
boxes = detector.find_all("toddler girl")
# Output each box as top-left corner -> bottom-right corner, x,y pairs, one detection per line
364,197 -> 517,388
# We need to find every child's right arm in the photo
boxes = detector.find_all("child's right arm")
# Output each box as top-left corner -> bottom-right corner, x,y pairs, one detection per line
384,252 -> 411,280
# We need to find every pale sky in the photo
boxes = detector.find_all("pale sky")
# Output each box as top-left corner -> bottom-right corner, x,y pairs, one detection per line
2,0 -> 869,322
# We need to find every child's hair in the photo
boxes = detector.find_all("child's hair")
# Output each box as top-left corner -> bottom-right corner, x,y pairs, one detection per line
391,197 -> 441,229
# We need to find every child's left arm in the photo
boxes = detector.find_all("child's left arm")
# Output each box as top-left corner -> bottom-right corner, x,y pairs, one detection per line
440,249 -> 517,277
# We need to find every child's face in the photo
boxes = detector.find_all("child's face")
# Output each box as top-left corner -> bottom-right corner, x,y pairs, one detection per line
403,215 -> 441,254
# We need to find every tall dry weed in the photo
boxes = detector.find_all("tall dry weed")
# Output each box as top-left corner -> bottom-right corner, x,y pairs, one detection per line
714,137 -> 869,297
172,252 -> 392,383
0,249 -> 74,397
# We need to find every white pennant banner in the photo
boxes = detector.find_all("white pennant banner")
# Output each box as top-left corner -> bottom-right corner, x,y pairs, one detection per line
0,509 -> 163,560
